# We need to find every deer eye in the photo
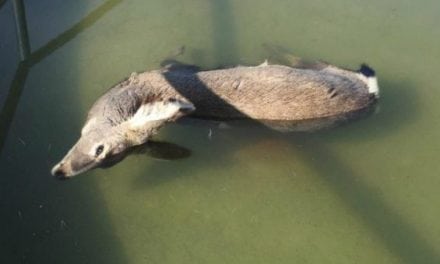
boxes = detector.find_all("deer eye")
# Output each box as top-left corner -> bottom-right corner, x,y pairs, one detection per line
95,145 -> 104,157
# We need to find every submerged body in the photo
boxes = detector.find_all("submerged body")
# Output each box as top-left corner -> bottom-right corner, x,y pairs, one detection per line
94,63 -> 377,121
52,61 -> 379,178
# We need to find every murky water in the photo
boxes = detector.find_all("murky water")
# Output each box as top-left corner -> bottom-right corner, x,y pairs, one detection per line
1,0 -> 440,263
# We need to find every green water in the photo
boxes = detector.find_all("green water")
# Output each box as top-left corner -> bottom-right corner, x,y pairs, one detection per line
1,0 -> 440,263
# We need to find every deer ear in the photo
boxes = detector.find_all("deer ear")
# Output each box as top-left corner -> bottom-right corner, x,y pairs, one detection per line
129,98 -> 195,128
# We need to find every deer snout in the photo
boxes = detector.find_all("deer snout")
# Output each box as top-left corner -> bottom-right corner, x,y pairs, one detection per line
51,162 -> 71,180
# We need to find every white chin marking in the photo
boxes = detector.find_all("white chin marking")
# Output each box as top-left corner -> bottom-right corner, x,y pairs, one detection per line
368,76 -> 379,97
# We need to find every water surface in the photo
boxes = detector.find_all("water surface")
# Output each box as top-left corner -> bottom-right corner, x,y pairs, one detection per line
1,0 -> 440,263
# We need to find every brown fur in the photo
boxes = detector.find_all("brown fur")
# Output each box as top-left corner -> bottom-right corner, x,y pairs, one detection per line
90,63 -> 376,125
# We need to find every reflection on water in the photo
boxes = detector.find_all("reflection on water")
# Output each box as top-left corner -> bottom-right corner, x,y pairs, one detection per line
98,140 -> 192,170
1,0 -> 440,263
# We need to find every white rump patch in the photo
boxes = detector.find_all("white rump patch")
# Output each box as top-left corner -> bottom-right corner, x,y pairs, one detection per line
367,76 -> 379,97
129,100 -> 195,128
357,73 -> 380,98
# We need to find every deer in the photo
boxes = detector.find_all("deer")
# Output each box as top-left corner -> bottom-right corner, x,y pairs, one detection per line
51,57 -> 379,179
